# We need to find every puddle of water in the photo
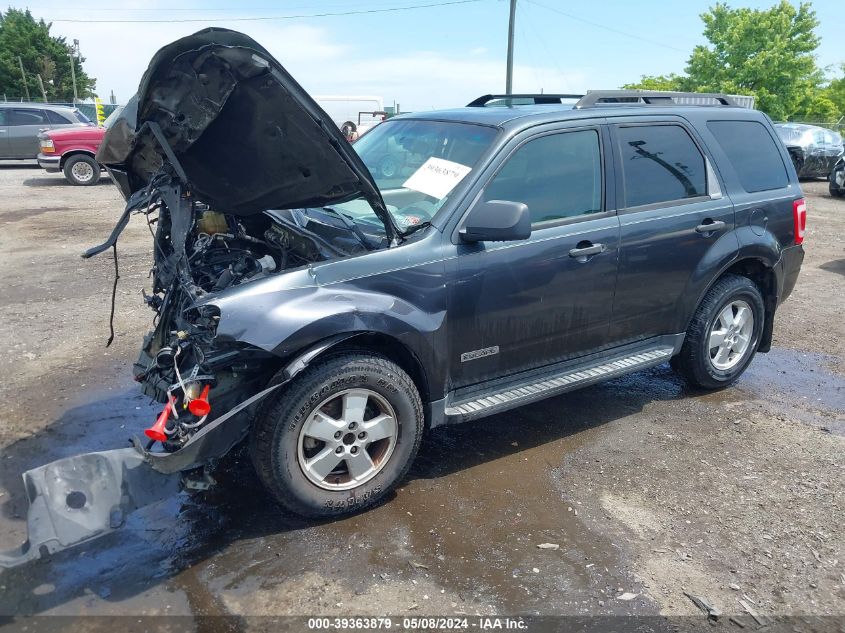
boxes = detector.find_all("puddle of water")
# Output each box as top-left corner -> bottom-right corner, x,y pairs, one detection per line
718,347 -> 845,434
2,345 -> 838,616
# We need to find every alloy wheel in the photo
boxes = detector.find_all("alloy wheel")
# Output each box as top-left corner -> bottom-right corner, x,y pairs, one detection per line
708,300 -> 754,371
297,388 -> 398,491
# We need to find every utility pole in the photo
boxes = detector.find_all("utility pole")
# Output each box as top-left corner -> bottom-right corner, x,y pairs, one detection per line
17,56 -> 31,101
68,53 -> 79,104
36,74 -> 48,102
505,0 -> 516,94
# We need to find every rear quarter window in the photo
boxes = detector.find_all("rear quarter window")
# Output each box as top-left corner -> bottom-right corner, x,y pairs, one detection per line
46,110 -> 73,125
708,120 -> 789,193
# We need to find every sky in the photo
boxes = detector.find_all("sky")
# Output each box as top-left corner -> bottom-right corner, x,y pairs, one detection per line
10,0 -> 845,111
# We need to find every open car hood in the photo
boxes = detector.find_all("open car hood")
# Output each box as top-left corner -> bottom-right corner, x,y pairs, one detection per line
97,28 -> 397,239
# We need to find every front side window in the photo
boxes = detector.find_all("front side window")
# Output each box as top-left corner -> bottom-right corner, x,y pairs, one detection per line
8,108 -> 48,126
484,129 -> 603,225
617,124 -> 706,208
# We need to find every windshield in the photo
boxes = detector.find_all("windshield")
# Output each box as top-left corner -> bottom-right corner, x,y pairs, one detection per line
776,125 -> 810,145
103,105 -> 125,129
330,119 -> 497,232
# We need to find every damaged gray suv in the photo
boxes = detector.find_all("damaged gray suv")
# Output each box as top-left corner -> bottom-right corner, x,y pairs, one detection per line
1,29 -> 806,567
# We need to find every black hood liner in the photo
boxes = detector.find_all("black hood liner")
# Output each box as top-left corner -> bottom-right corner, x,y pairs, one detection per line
97,28 -> 395,237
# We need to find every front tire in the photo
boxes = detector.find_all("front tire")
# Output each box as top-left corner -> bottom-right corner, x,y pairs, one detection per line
63,154 -> 100,186
830,171 -> 844,197
672,274 -> 764,390
251,353 -> 424,517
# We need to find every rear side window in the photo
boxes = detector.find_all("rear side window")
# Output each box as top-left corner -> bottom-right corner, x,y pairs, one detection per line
72,109 -> 92,124
708,120 -> 788,193
617,124 -> 706,208
8,108 -> 48,126
485,129 -> 603,225
46,109 -> 73,125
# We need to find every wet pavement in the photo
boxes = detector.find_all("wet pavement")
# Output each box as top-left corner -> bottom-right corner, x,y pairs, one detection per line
1,344 -> 843,618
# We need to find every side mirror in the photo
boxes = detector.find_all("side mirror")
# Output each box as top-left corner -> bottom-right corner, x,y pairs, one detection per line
459,199 -> 531,243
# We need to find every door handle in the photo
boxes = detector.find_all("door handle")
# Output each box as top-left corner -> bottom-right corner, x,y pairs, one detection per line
569,242 -> 605,261
695,219 -> 726,234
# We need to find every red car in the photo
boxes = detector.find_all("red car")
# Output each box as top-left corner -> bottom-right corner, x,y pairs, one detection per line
37,105 -> 123,185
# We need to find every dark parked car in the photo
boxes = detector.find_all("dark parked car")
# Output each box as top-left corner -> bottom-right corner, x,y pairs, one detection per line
830,157 -> 845,197
775,122 -> 844,179
0,103 -> 92,159
0,31 -> 806,567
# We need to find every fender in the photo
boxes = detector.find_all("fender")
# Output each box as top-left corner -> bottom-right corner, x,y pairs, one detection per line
208,282 -> 448,401
59,147 -> 100,164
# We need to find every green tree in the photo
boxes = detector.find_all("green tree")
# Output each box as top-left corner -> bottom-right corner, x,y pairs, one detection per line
625,1 -> 830,121
820,65 -> 845,121
622,73 -> 686,92
0,8 -> 95,102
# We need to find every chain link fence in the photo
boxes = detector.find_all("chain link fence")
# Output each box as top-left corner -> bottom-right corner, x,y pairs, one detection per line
0,98 -> 122,122
779,117 -> 845,133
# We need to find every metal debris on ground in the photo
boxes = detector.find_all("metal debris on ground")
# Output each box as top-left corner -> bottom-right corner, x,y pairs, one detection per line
683,592 -> 722,621
738,599 -> 766,626
536,543 -> 560,550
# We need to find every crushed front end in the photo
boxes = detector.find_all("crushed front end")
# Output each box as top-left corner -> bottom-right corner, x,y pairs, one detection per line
0,26 -> 396,568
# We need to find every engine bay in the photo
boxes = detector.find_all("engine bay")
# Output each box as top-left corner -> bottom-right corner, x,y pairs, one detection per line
130,188 -> 387,452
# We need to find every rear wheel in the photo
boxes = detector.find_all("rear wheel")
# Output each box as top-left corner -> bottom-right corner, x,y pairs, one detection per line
251,353 -> 424,517
63,155 -> 100,186
672,274 -> 764,390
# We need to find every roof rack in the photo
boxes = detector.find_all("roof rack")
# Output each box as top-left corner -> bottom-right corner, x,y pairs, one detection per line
467,94 -> 584,107
573,90 -> 739,108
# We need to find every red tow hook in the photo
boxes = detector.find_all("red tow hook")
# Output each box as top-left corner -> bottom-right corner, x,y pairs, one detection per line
145,397 -> 175,443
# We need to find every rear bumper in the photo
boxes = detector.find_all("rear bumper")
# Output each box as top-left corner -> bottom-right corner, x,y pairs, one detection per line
779,244 -> 804,305
37,154 -> 60,172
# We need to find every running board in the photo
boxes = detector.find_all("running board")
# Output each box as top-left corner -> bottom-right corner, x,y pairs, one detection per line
445,347 -> 674,422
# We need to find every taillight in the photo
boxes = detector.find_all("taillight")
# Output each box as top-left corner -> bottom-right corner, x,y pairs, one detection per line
792,198 -> 806,245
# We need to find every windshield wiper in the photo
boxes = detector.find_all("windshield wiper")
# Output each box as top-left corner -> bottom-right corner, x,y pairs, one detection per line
318,206 -> 375,251
400,221 -> 431,237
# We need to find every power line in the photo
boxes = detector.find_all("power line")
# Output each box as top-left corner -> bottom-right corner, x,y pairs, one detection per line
41,0 -> 487,24
525,0 -> 687,54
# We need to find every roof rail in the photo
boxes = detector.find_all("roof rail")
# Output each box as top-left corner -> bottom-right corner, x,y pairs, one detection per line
467,93 -> 584,107
574,90 -> 739,108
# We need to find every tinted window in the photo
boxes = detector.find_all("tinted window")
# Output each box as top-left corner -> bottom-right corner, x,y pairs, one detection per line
485,129 -> 602,225
46,109 -> 73,125
72,109 -> 92,124
708,120 -> 788,193
618,124 -> 706,208
8,108 -> 48,126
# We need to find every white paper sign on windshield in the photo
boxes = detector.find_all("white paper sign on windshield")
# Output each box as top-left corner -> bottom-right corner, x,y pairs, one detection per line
402,157 -> 472,199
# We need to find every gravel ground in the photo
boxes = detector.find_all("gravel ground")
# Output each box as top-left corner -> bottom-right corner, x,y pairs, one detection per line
0,163 -> 842,626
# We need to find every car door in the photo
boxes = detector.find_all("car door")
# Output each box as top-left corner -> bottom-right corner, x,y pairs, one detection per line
0,109 -> 10,158
608,118 -> 736,344
7,108 -> 50,158
446,123 -> 621,389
